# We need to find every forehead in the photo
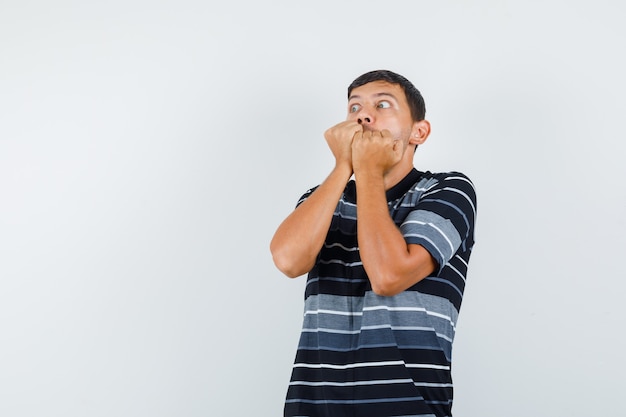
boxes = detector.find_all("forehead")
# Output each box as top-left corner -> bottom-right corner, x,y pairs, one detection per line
348,80 -> 406,101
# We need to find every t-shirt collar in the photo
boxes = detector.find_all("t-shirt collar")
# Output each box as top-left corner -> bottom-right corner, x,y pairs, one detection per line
385,168 -> 423,202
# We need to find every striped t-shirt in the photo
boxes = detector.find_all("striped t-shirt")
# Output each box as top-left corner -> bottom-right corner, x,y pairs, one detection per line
284,168 -> 477,417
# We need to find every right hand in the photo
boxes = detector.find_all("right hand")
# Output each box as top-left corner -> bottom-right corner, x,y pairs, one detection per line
324,120 -> 363,170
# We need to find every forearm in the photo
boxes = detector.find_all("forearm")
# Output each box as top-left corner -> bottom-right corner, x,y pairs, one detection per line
270,163 -> 352,278
355,171 -> 435,296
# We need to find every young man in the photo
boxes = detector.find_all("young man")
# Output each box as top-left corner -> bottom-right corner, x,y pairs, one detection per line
270,70 -> 477,417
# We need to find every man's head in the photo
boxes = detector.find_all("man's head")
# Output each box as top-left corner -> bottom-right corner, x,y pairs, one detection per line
348,70 -> 426,122
346,70 -> 430,151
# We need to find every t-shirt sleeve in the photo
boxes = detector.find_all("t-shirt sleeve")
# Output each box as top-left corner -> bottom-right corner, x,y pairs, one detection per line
295,186 -> 319,208
400,173 -> 477,274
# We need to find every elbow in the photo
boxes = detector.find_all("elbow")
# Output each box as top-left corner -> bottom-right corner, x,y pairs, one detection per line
371,286 -> 402,297
370,275 -> 403,297
369,268 -> 429,297
273,257 -> 305,278
367,255 -> 436,297
270,245 -> 309,279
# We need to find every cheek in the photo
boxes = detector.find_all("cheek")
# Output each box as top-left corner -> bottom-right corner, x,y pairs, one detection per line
391,126 -> 412,142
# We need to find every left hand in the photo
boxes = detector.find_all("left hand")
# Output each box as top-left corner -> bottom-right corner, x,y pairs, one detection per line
351,129 -> 402,175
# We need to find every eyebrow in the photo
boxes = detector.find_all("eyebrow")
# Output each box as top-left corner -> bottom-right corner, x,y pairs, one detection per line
348,92 -> 399,102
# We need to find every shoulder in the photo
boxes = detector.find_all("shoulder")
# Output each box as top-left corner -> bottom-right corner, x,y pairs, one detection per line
414,170 -> 477,218
420,171 -> 476,195
422,170 -> 473,183
296,185 -> 319,207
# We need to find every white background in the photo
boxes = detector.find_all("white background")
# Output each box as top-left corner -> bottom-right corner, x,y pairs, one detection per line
1,1 -> 625,416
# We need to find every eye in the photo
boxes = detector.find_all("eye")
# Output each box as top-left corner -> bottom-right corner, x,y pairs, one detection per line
377,100 -> 391,109
349,104 -> 360,113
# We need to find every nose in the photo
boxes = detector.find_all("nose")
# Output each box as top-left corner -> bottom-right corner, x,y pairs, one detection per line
357,109 -> 373,125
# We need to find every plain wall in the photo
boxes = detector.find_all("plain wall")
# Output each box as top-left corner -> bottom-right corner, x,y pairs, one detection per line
1,1 -> 625,416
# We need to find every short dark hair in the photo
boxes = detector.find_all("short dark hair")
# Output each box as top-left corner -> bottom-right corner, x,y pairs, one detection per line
348,70 -> 426,122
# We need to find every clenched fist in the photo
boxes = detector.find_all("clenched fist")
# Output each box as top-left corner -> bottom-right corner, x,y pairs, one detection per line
351,129 -> 403,175
324,120 -> 363,171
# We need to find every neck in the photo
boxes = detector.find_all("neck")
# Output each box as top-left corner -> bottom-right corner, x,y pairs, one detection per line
383,159 -> 414,190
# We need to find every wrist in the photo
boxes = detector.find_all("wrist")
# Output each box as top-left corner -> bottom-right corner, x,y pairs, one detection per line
334,160 -> 353,174
354,163 -> 384,179
354,167 -> 384,184
331,162 -> 353,181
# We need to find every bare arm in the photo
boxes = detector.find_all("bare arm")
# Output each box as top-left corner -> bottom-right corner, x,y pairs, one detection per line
270,164 -> 352,277
270,121 -> 362,278
352,130 -> 436,296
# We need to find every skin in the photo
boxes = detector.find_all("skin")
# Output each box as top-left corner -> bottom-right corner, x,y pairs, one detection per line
270,80 -> 436,296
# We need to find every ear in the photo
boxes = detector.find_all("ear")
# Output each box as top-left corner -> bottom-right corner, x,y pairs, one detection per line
409,119 -> 431,146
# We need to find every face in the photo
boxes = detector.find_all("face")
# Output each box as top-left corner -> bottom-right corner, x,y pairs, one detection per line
347,80 -> 416,143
